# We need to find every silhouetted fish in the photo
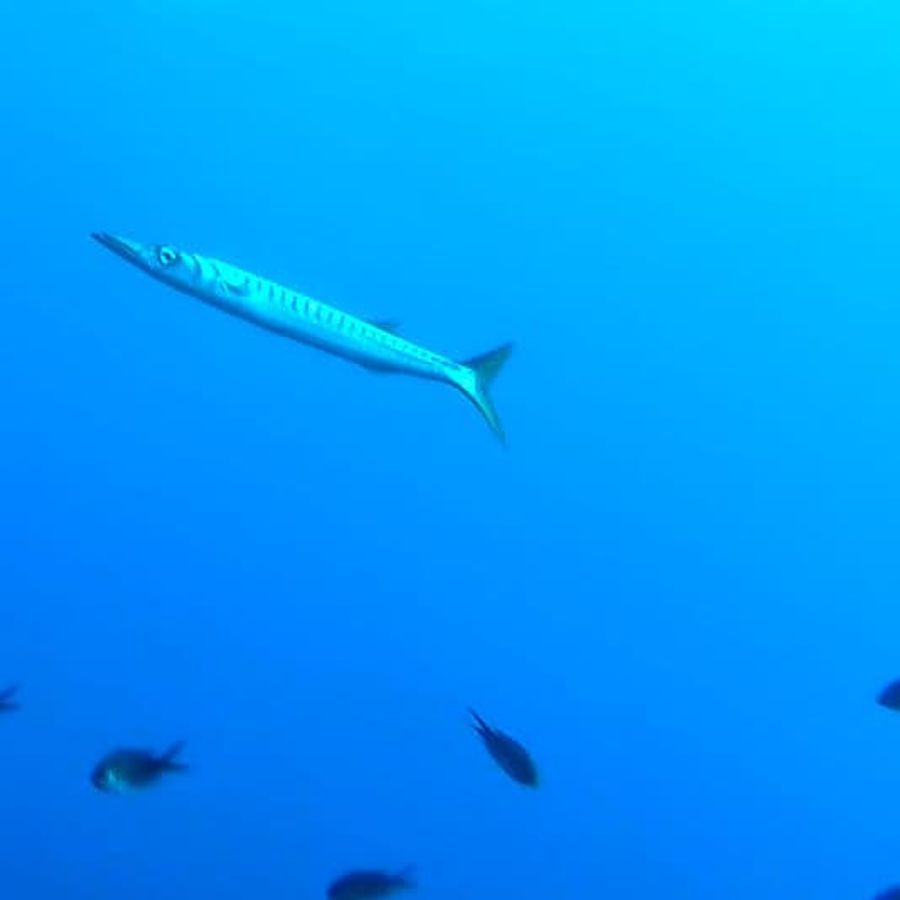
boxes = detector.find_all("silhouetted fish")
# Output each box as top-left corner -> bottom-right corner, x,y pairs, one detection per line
91,741 -> 188,793
0,684 -> 20,713
877,679 -> 900,710
873,887 -> 900,900
468,708 -> 538,787
327,867 -> 414,900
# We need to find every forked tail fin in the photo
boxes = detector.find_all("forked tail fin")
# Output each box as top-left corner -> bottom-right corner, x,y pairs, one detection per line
467,707 -> 491,736
159,740 -> 189,773
459,343 -> 514,443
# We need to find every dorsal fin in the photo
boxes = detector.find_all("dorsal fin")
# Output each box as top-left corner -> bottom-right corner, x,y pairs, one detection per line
369,319 -> 400,333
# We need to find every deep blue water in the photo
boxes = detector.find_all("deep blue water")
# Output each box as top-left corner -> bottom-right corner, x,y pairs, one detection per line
3,2 -> 900,897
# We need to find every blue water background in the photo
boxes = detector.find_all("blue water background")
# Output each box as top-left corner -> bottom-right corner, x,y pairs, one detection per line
2,1 -> 900,897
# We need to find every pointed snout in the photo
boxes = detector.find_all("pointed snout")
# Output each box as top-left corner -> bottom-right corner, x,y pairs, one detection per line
91,232 -> 145,263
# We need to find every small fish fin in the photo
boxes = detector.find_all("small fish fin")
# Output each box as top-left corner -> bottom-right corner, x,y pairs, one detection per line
368,319 -> 400,333
458,342 -> 514,444
159,740 -> 189,772
358,359 -> 400,374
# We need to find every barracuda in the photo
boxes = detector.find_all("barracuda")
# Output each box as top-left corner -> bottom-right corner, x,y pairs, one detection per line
92,233 -> 513,442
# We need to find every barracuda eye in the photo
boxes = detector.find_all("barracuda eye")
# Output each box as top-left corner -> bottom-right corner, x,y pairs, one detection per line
157,246 -> 178,267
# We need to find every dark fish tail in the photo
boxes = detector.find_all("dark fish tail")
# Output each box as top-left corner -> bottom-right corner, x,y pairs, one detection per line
467,707 -> 491,736
159,740 -> 189,772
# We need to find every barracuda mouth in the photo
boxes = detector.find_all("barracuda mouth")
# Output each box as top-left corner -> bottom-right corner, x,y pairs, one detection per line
91,232 -> 145,264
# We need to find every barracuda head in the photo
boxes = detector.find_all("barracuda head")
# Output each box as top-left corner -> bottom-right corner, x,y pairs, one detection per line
92,232 -> 204,295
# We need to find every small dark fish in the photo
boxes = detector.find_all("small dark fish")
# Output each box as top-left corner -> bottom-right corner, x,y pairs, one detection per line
878,679 -> 900,710
468,708 -> 538,787
0,684 -> 20,713
91,740 -> 188,793
327,867 -> 415,900
873,887 -> 900,900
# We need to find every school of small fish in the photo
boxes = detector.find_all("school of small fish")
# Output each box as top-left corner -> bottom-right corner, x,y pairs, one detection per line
3,679 -> 534,897
8,234 -> 894,898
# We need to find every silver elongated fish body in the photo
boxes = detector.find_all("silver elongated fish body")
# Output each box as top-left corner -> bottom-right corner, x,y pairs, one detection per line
192,253 -> 461,383
92,234 -> 513,441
